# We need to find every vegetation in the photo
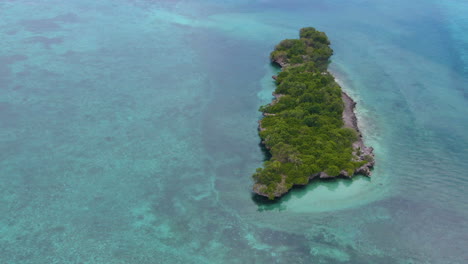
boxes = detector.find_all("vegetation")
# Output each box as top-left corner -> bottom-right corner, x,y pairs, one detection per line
253,27 -> 366,199
270,27 -> 333,71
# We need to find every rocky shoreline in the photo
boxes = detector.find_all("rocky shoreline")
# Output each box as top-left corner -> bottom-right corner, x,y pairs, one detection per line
253,61 -> 375,199
341,91 -> 375,176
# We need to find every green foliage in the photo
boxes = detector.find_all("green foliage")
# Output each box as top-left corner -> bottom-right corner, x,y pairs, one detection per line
270,27 -> 333,71
254,28 -> 361,199
300,27 -> 330,45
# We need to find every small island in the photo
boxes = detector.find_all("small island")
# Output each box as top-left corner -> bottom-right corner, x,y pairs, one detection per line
253,27 -> 375,200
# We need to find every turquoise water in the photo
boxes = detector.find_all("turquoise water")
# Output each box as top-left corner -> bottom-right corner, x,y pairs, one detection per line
1,0 -> 467,263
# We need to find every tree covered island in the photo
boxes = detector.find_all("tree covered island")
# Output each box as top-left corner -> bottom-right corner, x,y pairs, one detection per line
253,27 -> 375,200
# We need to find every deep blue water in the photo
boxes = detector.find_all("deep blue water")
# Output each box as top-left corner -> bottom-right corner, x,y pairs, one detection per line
1,0 -> 467,263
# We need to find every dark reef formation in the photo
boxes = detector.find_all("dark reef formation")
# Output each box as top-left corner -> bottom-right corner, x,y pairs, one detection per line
253,27 -> 375,199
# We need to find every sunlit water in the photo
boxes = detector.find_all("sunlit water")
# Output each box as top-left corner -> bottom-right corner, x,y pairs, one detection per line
1,0 -> 467,263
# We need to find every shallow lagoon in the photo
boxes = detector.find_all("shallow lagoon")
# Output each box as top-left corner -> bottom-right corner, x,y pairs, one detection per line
0,0 -> 467,263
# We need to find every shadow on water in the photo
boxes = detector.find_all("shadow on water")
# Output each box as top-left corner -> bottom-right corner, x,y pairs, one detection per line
251,182 -> 320,212
270,61 -> 282,70
252,176 -> 372,212
258,140 -> 271,162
